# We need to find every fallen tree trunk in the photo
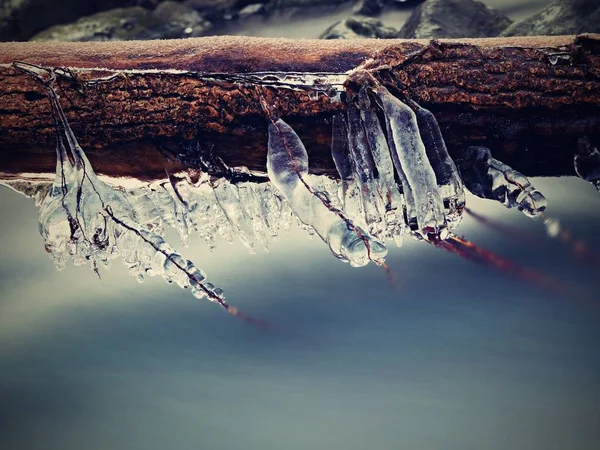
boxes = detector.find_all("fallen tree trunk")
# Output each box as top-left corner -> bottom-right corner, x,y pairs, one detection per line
0,34 -> 599,181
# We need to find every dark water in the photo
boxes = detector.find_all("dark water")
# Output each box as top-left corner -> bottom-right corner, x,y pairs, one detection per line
1,176 -> 599,450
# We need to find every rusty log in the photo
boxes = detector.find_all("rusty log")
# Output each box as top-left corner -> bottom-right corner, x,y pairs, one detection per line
0,34 -> 599,181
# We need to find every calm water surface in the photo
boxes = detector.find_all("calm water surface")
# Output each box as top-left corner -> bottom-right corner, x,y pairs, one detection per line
1,177 -> 599,450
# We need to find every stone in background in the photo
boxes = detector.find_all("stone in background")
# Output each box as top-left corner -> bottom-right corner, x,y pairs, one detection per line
397,0 -> 512,38
0,0 -> 137,41
31,4 -> 212,41
502,0 -> 600,36
321,16 -> 398,39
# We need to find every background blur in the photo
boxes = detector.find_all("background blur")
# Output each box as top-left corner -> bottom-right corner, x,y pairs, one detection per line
1,0 -> 599,42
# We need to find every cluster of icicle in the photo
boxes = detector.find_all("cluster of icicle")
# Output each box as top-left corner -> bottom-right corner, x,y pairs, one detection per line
34,65 -> 550,308
265,78 -> 548,267
39,82 -> 233,309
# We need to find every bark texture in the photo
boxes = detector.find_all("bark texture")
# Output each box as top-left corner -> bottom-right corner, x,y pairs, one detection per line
0,34 -> 599,180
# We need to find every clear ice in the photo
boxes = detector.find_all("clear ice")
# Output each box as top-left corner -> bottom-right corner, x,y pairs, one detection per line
267,117 -> 387,267
574,136 -> 600,191
375,85 -> 447,237
407,99 -> 465,229
462,146 -> 548,217
39,78 -> 227,306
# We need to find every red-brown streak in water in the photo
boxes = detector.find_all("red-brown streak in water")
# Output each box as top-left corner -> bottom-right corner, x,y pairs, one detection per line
466,208 -> 600,266
465,207 -> 545,246
435,235 -> 569,295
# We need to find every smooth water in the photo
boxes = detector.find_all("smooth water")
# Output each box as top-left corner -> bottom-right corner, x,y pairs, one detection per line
1,176 -> 599,450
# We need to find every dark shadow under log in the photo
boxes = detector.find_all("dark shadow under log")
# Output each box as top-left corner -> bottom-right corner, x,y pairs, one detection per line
0,35 -> 599,181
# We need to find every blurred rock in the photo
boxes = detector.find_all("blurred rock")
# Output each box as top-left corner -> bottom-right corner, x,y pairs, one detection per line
31,5 -> 212,42
276,0 -> 349,6
354,0 -> 385,17
0,0 -> 134,41
502,0 -> 600,36
321,16 -> 397,39
152,1 -> 213,37
398,0 -> 512,39
238,3 -> 266,19
183,0 -> 238,18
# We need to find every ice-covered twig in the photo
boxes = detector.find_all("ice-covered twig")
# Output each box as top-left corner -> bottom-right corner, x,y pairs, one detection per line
458,146 -> 547,218
574,136 -> 600,192
23,63 -> 250,315
267,117 -> 386,267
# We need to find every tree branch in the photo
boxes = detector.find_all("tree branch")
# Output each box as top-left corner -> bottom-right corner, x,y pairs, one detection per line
0,34 -> 599,181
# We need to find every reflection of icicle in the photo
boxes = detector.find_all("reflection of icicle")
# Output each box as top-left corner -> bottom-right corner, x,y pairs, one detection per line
407,99 -> 465,230
358,87 -> 405,245
267,117 -> 386,267
462,146 -> 547,217
376,86 -> 447,237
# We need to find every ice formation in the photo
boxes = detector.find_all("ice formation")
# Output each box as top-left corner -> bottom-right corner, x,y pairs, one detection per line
375,85 -> 447,237
37,72 -> 229,309
18,62 -> 556,307
267,117 -> 387,267
459,146 -> 548,217
574,136 -> 600,191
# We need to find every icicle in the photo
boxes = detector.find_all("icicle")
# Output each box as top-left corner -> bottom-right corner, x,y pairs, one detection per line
126,186 -> 164,234
346,104 -> 384,234
175,181 -> 219,250
154,181 -> 190,246
38,137 -> 79,271
267,117 -> 386,267
256,182 -> 285,238
331,113 -> 353,185
574,136 -> 600,191
331,112 -> 365,225
37,74 -> 227,307
461,146 -> 547,217
357,86 -> 405,245
375,86 -> 446,238
407,99 -> 465,230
